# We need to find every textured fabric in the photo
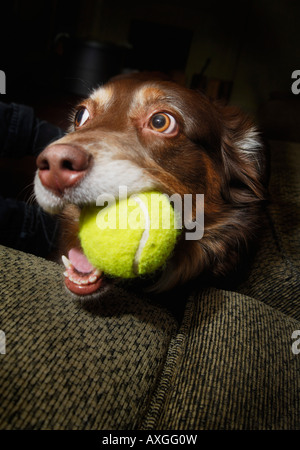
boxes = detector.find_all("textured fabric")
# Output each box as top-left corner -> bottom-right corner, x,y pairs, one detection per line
142,290 -> 300,430
0,245 -> 178,429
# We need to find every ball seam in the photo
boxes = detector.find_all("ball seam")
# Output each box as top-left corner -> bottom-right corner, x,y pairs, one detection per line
132,195 -> 150,275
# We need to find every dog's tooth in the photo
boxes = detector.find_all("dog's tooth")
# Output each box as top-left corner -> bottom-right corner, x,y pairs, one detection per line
89,275 -> 97,283
69,276 -> 78,284
94,269 -> 102,276
62,255 -> 72,269
63,271 -> 69,278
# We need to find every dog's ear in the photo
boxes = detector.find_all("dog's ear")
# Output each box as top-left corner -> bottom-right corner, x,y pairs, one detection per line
219,105 -> 268,204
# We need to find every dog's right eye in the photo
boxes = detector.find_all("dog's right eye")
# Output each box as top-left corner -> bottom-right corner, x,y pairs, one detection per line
74,107 -> 90,128
149,112 -> 178,135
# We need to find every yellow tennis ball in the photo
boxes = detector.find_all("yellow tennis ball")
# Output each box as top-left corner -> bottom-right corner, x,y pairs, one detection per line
78,191 -> 181,278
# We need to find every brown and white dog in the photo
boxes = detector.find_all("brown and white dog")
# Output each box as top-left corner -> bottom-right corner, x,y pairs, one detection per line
34,74 -> 267,298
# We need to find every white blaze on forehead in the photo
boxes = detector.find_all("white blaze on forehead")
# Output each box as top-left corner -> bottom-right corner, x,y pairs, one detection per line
130,85 -> 165,111
129,84 -> 182,117
90,85 -> 114,109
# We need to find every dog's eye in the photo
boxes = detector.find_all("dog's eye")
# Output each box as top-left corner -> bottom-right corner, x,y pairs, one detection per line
74,107 -> 90,128
149,113 -> 177,134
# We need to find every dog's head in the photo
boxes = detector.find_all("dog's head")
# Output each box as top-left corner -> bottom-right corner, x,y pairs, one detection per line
34,75 -> 267,298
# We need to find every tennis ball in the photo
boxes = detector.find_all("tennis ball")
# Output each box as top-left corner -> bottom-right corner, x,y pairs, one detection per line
78,191 -> 181,278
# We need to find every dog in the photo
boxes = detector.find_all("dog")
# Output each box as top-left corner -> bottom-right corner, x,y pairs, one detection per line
34,74 -> 268,299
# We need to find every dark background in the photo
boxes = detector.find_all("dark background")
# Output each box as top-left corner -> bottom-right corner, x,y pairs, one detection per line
1,0 -> 300,133
0,0 -> 300,198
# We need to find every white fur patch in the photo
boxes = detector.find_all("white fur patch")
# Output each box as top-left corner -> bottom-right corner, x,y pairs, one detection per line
236,127 -> 263,167
236,128 -> 262,154
90,86 -> 114,110
34,174 -> 65,214
129,84 -> 182,117
130,86 -> 154,110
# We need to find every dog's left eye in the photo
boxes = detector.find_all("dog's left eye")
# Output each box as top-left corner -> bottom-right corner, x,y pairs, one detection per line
74,107 -> 90,128
149,113 -> 177,134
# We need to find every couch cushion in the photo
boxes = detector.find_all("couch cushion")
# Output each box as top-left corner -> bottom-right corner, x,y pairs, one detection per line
0,245 -> 178,429
142,288 -> 300,430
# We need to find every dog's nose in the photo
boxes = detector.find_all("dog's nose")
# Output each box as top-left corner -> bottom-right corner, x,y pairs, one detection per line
36,144 -> 91,195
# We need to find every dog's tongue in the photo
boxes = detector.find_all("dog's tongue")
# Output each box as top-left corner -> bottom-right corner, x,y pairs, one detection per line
68,247 -> 94,273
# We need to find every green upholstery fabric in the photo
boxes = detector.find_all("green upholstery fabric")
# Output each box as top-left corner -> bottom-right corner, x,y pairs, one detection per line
0,140 -> 299,429
0,247 -> 178,429
143,290 -> 299,430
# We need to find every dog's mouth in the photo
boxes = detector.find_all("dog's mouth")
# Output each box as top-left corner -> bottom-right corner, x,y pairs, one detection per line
62,247 -> 105,296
